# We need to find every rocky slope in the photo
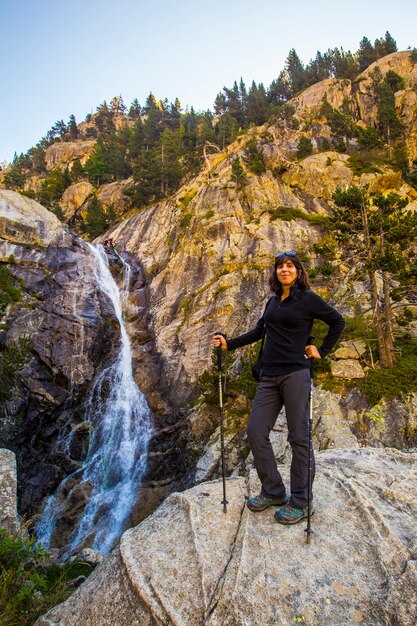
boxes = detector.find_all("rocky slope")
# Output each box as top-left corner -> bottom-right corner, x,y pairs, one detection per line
35,447 -> 417,626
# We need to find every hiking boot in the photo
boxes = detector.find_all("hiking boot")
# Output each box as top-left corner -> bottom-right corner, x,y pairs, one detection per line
274,502 -> 314,525
246,493 -> 287,512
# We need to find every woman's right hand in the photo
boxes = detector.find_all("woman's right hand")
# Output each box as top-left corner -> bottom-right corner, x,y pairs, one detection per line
213,334 -> 227,350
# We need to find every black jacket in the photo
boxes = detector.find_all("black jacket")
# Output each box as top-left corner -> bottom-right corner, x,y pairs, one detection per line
226,287 -> 345,377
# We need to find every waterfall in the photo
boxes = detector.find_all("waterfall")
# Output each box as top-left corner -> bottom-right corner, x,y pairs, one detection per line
36,244 -> 153,555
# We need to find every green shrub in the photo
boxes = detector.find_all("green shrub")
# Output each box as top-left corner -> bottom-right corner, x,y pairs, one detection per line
296,135 -> 313,159
0,266 -> 22,318
0,525 -> 95,626
180,212 -> 192,228
204,210 -> 215,219
178,189 -> 197,208
243,139 -> 266,174
309,261 -> 333,278
356,126 -> 383,150
268,206 -> 328,226
346,151 -> 384,175
0,336 -> 31,403
360,336 -> 417,405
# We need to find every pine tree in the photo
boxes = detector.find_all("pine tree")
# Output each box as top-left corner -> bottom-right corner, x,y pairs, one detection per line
38,167 -> 71,207
160,127 -> 184,195
70,159 -> 85,182
246,82 -> 268,126
84,143 -> 110,185
95,102 -> 115,136
376,80 -> 403,145
68,114 -> 79,140
357,36 -> 376,72
27,144 -> 46,173
129,117 -> 144,160
285,49 -> 306,95
83,195 -> 106,238
268,71 -> 290,104
128,99 -> 141,118
213,92 -> 227,115
130,146 -> 163,206
3,164 -> 25,190
328,109 -> 355,150
215,114 -> 239,148
384,31 -> 397,55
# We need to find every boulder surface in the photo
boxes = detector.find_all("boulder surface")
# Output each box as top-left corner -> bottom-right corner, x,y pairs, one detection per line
0,448 -> 19,532
36,447 -> 417,626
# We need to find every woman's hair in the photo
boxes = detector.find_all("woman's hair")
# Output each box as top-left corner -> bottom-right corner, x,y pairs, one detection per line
269,253 -> 311,294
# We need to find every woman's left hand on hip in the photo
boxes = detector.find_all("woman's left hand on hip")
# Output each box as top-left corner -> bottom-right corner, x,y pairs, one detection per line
305,345 -> 321,359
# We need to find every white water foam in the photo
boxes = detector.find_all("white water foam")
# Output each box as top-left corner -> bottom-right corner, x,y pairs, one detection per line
36,244 -> 153,555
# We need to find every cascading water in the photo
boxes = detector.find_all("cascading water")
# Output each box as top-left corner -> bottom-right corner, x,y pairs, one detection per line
36,244 -> 153,555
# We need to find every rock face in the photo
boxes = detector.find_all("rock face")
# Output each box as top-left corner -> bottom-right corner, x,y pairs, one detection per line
60,182 -> 93,220
36,448 -> 417,626
0,448 -> 19,532
105,165 -> 326,407
0,189 -> 64,246
45,140 -> 96,171
96,179 -> 133,215
0,191 -> 120,518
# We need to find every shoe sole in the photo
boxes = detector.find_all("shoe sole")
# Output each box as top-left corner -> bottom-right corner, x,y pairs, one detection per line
246,499 -> 287,512
274,509 -> 315,525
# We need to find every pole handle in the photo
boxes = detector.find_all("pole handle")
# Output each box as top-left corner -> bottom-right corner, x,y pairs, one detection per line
215,332 -> 225,371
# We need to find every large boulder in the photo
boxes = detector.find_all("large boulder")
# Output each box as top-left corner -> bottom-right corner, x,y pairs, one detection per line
60,182 -> 94,220
45,140 -> 96,171
0,188 -> 64,246
0,448 -> 19,532
96,179 -> 133,215
36,448 -> 417,626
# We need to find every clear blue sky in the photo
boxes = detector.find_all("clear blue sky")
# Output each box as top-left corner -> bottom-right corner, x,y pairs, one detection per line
1,0 -> 416,164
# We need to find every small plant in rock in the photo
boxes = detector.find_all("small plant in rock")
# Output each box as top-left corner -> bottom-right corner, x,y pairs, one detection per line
296,135 -> 313,159
231,157 -> 248,189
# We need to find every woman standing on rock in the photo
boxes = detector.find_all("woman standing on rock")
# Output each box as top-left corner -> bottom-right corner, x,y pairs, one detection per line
213,252 -> 345,525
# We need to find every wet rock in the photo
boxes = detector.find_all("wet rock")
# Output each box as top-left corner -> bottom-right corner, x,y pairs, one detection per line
68,422 -> 92,462
76,548 -> 103,566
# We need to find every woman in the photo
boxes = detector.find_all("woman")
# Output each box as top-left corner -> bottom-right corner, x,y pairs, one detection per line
213,252 -> 345,525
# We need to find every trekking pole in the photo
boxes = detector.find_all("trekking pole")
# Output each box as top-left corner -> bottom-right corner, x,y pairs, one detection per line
305,336 -> 314,543
216,342 -> 228,513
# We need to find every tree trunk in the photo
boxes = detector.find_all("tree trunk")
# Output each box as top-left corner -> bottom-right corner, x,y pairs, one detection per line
368,269 -> 394,368
379,227 -> 396,365
361,203 -> 395,368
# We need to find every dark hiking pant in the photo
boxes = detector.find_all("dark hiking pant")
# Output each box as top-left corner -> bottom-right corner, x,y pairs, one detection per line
247,368 -> 315,509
